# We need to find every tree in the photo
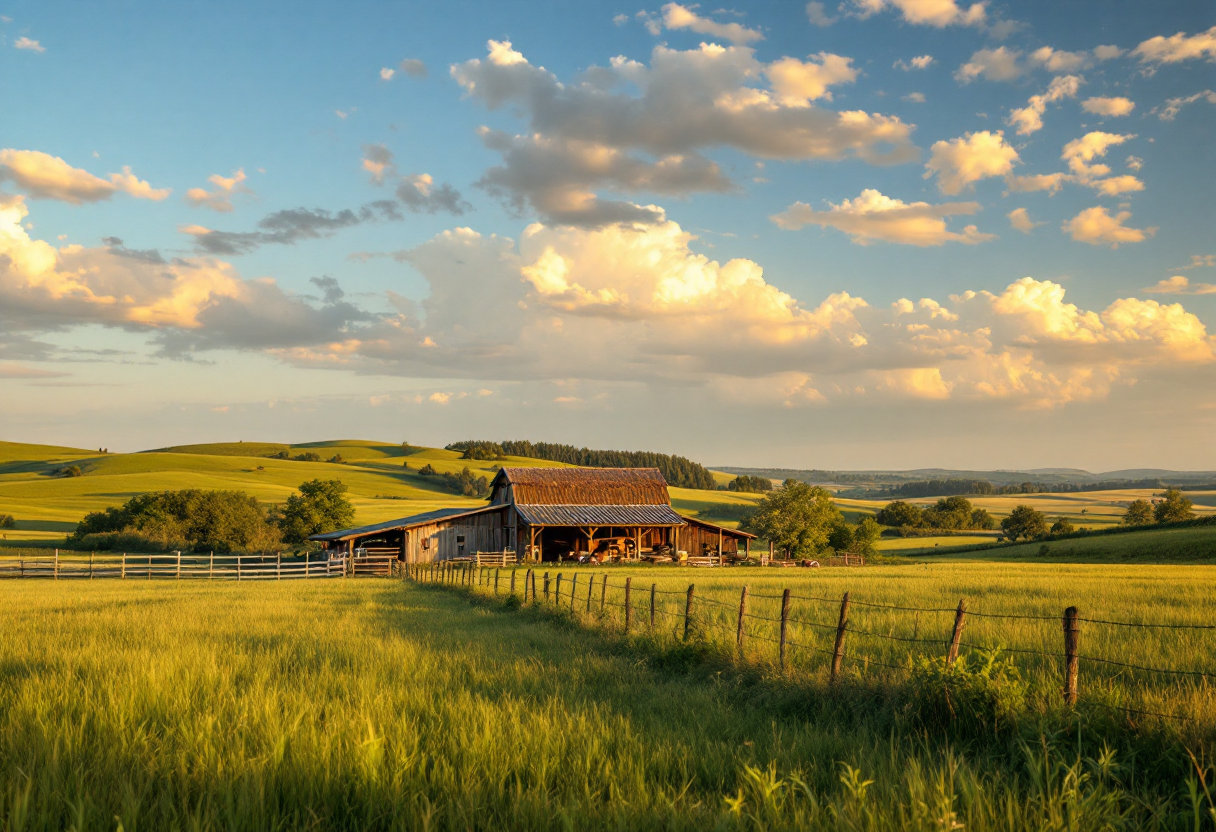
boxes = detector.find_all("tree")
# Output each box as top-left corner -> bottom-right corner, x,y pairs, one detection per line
851,516 -> 881,555
922,496 -> 974,530
876,500 -> 922,528
0,514 -> 15,529
1001,505 -> 1048,542
277,479 -> 356,544
328,454 -> 345,464
1050,517 -> 1074,535
970,508 -> 996,530
1154,489 -> 1195,524
1122,499 -> 1153,526
59,465 -> 82,478
728,475 -> 773,493
741,480 -> 843,558
71,489 -> 280,552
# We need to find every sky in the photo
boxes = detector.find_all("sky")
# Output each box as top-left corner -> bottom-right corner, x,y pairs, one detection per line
1,0 -> 1215,472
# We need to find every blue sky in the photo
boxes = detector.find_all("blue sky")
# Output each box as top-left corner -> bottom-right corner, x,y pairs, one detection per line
1,1 -> 1214,471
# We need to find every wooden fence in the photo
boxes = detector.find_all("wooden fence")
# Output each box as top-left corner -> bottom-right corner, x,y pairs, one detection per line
0,550 -> 398,581
406,562 -> 1215,724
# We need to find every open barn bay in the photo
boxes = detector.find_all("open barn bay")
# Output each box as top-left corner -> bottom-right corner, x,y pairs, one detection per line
3,568 -> 1215,831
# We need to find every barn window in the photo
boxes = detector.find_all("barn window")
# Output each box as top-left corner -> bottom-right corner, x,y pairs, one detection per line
456,535 -> 466,544
422,538 -> 431,550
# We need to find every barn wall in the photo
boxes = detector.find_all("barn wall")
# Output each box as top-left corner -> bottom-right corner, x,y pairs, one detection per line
402,507 -> 514,563
680,522 -> 746,556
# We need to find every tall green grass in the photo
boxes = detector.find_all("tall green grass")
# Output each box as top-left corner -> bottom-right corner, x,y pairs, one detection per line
2,574 -> 1213,830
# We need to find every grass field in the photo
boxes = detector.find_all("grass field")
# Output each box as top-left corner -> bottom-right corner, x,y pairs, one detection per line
1,571 -> 1213,830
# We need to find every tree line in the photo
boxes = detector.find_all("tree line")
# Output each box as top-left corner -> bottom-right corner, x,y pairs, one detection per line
875,477 -> 1170,499
444,440 -> 717,490
68,479 -> 356,553
875,497 -> 995,533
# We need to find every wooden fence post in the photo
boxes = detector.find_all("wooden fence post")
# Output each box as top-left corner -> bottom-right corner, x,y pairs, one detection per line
600,574 -> 607,612
831,592 -> 851,681
624,577 -> 632,633
54,549 -> 59,580
121,552 -> 126,580
237,555 -> 242,582
305,551 -> 310,578
89,551 -> 94,580
1063,606 -> 1080,706
946,599 -> 967,667
650,583 -> 656,628
147,554 -> 152,580
555,573 -> 562,605
736,585 -> 749,655
276,552 -> 281,581
209,551 -> 214,580
543,571 -> 551,603
495,568 -> 501,595
530,568 -> 537,603
684,584 -> 695,641
570,574 -> 578,611
586,575 -> 594,613
510,569 -> 517,596
779,588 -> 791,672
177,551 -> 182,580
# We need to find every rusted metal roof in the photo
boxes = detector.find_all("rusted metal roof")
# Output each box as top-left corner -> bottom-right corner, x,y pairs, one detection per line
492,467 -> 671,505
309,505 -> 502,542
513,503 -> 685,527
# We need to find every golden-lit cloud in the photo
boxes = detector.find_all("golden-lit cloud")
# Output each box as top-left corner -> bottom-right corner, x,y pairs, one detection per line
766,52 -> 858,104
1133,26 -> 1216,65
184,169 -> 250,212
0,149 -> 169,203
1063,206 -> 1155,248
1082,96 -> 1135,117
1144,276 -> 1216,295
1007,207 -> 1042,233
1008,75 -> 1082,135
660,3 -> 764,44
771,189 -> 995,246
924,131 -> 1019,194
850,0 -> 986,28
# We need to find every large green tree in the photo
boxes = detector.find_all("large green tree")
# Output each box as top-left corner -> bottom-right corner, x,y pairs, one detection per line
1122,499 -> 1154,526
1153,489 -> 1195,524
876,500 -> 922,528
741,479 -> 842,558
277,479 -> 356,544
1000,505 -> 1048,542
72,489 -> 280,552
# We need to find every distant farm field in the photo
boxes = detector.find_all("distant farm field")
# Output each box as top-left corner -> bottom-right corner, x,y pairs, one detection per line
2,569 -> 1214,830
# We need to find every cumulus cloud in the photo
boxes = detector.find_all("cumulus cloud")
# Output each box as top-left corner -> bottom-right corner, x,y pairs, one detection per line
13,36 -> 44,52
1144,276 -> 1216,295
903,92 -> 926,103
396,174 -> 472,215
1133,26 -> 1216,65
184,169 -> 250,212
661,3 -> 763,44
1028,46 -> 1090,73
958,44 -> 1115,83
379,67 -> 395,81
1155,89 -> 1216,121
361,144 -> 397,185
1061,131 -> 1140,187
1063,206 -> 1155,248
181,202 -> 403,255
849,0 -> 986,27
894,55 -> 934,70
451,40 -> 916,225
399,58 -> 427,78
771,189 -> 995,246
924,130 -> 1019,194
1007,207 -> 1042,233
0,149 -> 170,203
806,2 -> 837,26
1004,172 -> 1070,194
1008,74 -> 1083,135
955,47 -> 1023,82
1082,96 -> 1135,117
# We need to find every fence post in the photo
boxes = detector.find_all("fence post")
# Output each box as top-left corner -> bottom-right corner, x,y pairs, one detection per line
530,568 -> 537,603
147,554 -> 152,580
624,577 -> 632,633
1063,606 -> 1080,706
305,551 -> 310,578
237,555 -> 242,582
555,573 -> 562,605
122,552 -> 126,580
54,549 -> 59,580
600,575 -> 607,612
495,568 -> 501,595
650,583 -> 656,628
277,552 -> 281,581
736,585 -> 749,656
177,551 -> 182,580
684,584 -> 695,641
209,551 -> 214,580
89,551 -> 94,580
779,588 -> 791,671
586,575 -> 594,613
946,599 -> 967,667
570,574 -> 578,611
543,572 -> 551,603
510,568 -> 517,596
831,592 -> 851,682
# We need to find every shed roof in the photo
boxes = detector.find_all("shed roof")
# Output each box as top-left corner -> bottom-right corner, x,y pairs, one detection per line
308,505 -> 500,542
514,503 -> 685,527
493,467 -> 670,505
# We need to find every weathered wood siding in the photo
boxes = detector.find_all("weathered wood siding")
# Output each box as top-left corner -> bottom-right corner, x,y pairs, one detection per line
679,519 -> 747,556
401,507 -> 513,563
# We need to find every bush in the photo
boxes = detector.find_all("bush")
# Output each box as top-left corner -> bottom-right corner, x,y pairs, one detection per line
1050,517 -> 1074,535
276,479 -> 356,544
418,463 -> 437,476
70,489 -> 280,553
294,452 -> 322,462
0,514 -> 16,529
58,465 -> 83,478
907,649 -> 1025,734
728,475 -> 773,493
328,454 -> 344,464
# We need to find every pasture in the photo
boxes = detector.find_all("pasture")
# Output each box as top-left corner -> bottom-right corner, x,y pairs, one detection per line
1,567 -> 1214,830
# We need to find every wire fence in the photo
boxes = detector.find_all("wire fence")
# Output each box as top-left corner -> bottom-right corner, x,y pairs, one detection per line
407,561 -> 1216,726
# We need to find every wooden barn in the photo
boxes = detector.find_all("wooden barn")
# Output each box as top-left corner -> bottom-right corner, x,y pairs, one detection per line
310,467 -> 755,564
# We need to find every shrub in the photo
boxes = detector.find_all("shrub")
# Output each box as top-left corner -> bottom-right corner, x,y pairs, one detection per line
1153,489 -> 1194,524
1050,517 -> 1074,535
328,454 -> 344,464
276,479 -> 356,544
907,649 -> 1025,734
0,514 -> 16,529
418,463 -> 437,476
294,452 -> 322,462
1122,499 -> 1153,525
70,489 -> 280,553
59,465 -> 83,478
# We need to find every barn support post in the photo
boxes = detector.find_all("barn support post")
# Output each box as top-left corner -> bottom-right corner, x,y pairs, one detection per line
745,538 -> 751,560
718,529 -> 723,565
831,592 -> 851,682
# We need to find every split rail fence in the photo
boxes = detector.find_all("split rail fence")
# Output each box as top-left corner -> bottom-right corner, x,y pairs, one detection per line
407,561 -> 1216,726
0,550 -> 397,580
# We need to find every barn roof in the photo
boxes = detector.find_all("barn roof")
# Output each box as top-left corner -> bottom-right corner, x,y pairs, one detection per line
308,505 -> 500,542
492,467 -> 671,505
514,503 -> 685,527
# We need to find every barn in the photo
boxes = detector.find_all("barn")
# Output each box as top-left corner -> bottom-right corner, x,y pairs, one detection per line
310,466 -> 755,563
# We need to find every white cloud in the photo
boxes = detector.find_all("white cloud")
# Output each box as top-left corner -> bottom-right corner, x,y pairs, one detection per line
771,189 -> 995,246
452,40 -> 916,225
1082,96 -> 1135,117
184,169 -> 250,212
1155,89 -> 1216,121
13,36 -> 44,52
613,13 -> 629,25
661,3 -> 764,44
1061,130 -> 1133,178
0,149 -> 169,203
806,2 -> 837,26
1125,155 -> 1143,171
1144,276 -> 1216,295
361,144 -> 397,185
894,55 -> 934,70
924,130 -> 1019,194
1133,26 -> 1216,65
850,0 -> 986,27
955,47 -> 1023,82
1063,206 -> 1155,248
399,58 -> 427,78
379,67 -> 395,81
1007,74 -> 1083,135
1029,46 -> 1090,73
766,52 -> 858,104
1181,255 -> 1216,270
1004,172 -> 1070,194
1093,45 -> 1123,60
1007,207 -> 1042,233
903,92 -> 926,103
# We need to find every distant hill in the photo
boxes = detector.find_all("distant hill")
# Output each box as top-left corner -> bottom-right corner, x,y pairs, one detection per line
717,466 -> 1216,488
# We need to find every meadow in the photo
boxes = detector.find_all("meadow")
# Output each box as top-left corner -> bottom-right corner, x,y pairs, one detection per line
1,568 -> 1214,831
